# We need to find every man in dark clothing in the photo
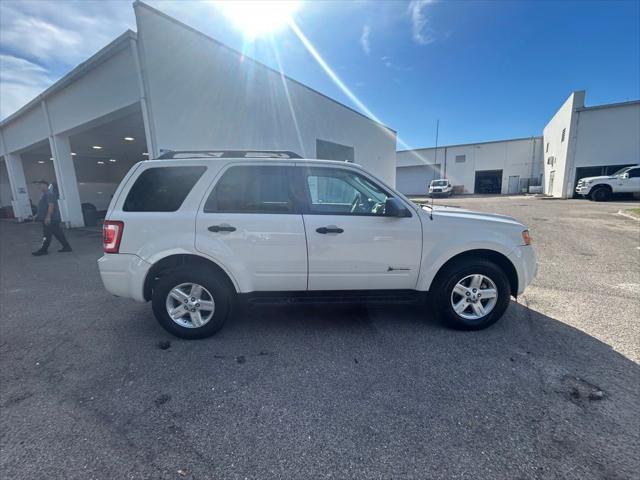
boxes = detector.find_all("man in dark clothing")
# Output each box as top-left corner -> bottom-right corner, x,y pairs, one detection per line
31,180 -> 72,256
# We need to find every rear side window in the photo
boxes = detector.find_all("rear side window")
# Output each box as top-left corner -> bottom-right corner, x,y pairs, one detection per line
204,165 -> 293,214
123,166 -> 206,212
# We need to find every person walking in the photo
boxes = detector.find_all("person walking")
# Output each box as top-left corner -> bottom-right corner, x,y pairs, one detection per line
31,180 -> 72,256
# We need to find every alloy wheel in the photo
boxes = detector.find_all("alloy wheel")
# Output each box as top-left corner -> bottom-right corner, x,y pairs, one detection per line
165,282 -> 215,328
450,274 -> 498,320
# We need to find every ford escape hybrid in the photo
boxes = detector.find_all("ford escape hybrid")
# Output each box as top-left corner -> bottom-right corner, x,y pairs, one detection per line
98,150 -> 537,339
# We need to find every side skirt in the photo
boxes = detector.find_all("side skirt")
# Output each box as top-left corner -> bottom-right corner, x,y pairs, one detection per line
240,290 -> 426,307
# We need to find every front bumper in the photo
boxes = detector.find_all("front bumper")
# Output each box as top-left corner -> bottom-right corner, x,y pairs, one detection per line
507,245 -> 538,296
575,185 -> 590,195
98,253 -> 151,302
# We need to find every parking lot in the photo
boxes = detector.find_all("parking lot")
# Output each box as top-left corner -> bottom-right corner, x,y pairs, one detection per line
1,196 -> 639,479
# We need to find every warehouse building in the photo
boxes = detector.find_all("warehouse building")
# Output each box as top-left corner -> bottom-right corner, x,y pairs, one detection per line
397,90 -> 639,198
396,136 -> 544,196
0,1 -> 396,227
543,91 -> 640,198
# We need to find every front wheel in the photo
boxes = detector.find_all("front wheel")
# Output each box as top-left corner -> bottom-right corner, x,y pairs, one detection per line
432,260 -> 511,330
151,267 -> 233,339
590,187 -> 611,202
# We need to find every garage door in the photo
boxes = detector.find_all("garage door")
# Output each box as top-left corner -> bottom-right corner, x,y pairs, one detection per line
474,170 -> 503,194
396,164 -> 441,195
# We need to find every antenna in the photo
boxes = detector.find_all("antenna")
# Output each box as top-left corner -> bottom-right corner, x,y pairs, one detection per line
430,119 -> 439,220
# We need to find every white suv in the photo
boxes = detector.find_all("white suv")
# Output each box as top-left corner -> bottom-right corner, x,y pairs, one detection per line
98,151 -> 537,339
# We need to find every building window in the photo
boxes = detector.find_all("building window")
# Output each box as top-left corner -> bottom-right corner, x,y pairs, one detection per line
561,128 -> 566,143
545,142 -> 549,153
316,139 -> 355,163
455,155 -> 466,163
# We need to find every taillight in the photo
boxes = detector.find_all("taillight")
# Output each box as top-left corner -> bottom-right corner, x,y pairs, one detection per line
103,221 -> 124,253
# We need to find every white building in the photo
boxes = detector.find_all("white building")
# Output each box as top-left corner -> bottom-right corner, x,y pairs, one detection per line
0,1 -> 396,227
396,137 -> 543,196
543,91 -> 640,198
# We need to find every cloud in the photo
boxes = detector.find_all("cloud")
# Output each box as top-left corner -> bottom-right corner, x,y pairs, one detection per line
360,24 -> 371,55
408,0 -> 435,45
379,55 -> 413,72
0,55 -> 55,118
0,0 -> 134,119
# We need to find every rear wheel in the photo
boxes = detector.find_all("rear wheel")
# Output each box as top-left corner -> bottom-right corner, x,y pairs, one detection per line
432,260 -> 511,330
152,267 -> 233,339
590,186 -> 611,202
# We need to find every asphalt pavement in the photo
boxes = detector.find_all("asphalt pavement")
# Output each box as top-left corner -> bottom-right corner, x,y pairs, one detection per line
1,196 -> 639,480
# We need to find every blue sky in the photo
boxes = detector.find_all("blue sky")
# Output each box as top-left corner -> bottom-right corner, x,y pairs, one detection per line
1,0 -> 639,149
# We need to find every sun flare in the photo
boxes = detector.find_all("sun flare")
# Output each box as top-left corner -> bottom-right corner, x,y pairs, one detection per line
215,0 -> 301,39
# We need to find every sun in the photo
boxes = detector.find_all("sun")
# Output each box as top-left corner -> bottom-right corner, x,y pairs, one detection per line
215,1 -> 301,39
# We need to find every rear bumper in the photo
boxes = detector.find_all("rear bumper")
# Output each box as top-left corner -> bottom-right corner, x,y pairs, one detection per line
507,245 -> 537,296
98,253 -> 151,302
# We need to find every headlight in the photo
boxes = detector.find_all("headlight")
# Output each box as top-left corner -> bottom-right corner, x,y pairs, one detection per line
584,180 -> 593,184
522,230 -> 532,245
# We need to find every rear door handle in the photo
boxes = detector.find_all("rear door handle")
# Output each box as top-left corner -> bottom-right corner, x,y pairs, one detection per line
208,224 -> 236,233
316,226 -> 344,234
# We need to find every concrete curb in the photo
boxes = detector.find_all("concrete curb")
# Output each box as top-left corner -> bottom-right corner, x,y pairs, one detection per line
617,209 -> 640,221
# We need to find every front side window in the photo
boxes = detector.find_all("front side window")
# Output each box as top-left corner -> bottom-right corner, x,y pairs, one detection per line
303,168 -> 390,215
628,168 -> 640,178
204,165 -> 293,213
123,166 -> 206,212
612,166 -> 634,176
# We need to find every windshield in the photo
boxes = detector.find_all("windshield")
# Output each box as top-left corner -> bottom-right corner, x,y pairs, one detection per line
431,180 -> 448,187
611,166 -> 634,176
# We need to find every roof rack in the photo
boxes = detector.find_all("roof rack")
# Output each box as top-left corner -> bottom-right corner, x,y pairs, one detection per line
157,150 -> 303,160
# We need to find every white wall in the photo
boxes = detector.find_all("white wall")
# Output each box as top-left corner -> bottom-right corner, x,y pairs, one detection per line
569,102 -> 640,176
397,137 -> 542,195
46,48 -> 139,136
542,91 -> 585,197
134,3 -> 397,185
1,106 -> 49,154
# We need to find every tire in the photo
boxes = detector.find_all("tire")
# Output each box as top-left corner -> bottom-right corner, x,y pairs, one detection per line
590,186 -> 611,202
151,266 -> 233,339
432,259 -> 511,330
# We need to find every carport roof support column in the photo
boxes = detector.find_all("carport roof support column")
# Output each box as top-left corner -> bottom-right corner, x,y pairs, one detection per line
47,134 -> 84,228
41,99 -> 84,228
2,152 -> 32,221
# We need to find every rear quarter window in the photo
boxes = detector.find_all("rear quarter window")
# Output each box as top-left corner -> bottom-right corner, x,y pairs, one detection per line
123,166 -> 206,212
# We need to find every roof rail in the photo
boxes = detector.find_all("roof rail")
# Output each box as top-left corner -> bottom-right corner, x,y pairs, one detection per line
157,150 -> 303,160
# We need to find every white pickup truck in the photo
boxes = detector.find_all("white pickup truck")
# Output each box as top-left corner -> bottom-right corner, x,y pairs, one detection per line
575,165 -> 640,201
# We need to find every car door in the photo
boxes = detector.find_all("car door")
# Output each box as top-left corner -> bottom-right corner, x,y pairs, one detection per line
195,164 -> 307,292
622,167 -> 640,192
297,165 -> 423,291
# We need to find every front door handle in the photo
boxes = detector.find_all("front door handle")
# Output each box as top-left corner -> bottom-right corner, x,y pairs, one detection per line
208,224 -> 236,233
316,226 -> 344,234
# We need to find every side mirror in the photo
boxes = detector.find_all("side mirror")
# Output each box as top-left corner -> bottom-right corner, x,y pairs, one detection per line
385,197 -> 411,217
621,173 -> 629,179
